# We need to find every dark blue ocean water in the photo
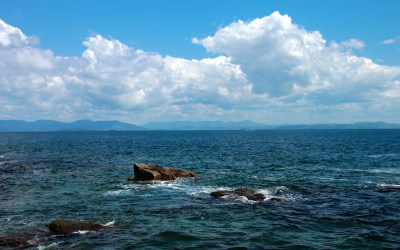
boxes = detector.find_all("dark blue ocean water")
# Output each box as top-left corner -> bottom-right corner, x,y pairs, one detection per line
1,130 -> 400,249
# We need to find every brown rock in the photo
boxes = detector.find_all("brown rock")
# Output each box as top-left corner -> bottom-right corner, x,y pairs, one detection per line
0,233 -> 32,247
46,220 -> 108,234
0,229 -> 48,247
20,165 -> 33,169
130,163 -> 197,181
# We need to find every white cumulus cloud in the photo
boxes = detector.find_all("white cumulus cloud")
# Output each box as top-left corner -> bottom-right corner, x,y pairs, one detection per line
1,13 -> 400,124
194,11 -> 399,101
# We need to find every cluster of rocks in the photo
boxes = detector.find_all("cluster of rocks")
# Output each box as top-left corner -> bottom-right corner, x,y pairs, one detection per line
0,220 -> 110,248
129,163 -> 287,203
2,163 -> 287,248
210,188 -> 287,203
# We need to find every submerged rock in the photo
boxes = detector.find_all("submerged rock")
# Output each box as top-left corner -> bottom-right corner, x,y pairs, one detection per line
46,220 -> 108,234
0,220 -> 110,247
129,163 -> 197,181
20,165 -> 33,169
210,188 -> 289,203
0,229 -> 49,248
0,233 -> 33,247
210,188 -> 266,202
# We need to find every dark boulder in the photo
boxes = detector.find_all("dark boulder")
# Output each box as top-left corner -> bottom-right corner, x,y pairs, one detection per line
129,163 -> 197,181
1,220 -> 110,247
210,188 -> 266,202
46,220 -> 108,234
0,229 -> 48,247
0,233 -> 33,247
210,188 -> 289,203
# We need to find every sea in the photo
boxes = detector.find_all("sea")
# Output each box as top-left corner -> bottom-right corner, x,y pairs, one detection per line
0,130 -> 399,249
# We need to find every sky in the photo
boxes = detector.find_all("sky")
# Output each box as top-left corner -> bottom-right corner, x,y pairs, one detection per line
0,0 -> 399,125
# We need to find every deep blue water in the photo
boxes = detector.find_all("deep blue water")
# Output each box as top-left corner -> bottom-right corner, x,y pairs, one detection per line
1,130 -> 400,249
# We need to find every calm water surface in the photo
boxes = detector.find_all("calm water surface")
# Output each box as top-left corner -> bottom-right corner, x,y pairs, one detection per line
1,130 -> 399,249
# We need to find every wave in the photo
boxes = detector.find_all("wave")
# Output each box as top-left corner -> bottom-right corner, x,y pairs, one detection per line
102,220 -> 115,227
370,168 -> 400,174
377,183 -> 400,189
367,153 -> 400,158
104,179 -> 296,205
74,230 -> 91,234
37,241 -> 63,250
104,179 -> 195,196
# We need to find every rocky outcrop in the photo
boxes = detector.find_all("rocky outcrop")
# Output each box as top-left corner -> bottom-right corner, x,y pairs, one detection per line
46,220 -> 108,234
0,229 -> 49,248
210,188 -> 266,201
129,163 -> 197,181
0,233 -> 34,247
1,220 -> 110,247
210,188 -> 289,203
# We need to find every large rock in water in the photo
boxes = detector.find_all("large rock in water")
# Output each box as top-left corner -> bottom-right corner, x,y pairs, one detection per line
130,163 -> 197,181
46,220 -> 108,234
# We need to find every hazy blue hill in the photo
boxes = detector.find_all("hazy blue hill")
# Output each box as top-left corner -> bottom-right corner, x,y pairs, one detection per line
66,119 -> 143,131
0,119 -> 143,132
1,120 -> 400,132
142,120 -> 272,130
275,122 -> 400,130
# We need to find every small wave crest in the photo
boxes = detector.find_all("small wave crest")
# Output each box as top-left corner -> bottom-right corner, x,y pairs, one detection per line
105,179 -> 194,196
74,230 -> 91,234
102,220 -> 115,227
37,241 -> 63,250
377,183 -> 400,189
104,190 -> 128,196
368,153 -> 400,158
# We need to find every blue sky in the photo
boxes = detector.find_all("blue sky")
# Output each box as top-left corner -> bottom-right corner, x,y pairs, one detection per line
0,0 -> 399,124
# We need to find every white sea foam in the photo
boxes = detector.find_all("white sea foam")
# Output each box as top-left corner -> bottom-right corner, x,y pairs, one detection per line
236,195 -> 258,204
258,186 -> 298,202
377,183 -> 400,189
368,153 -> 400,158
74,230 -> 91,234
186,186 -> 231,197
105,190 -> 127,196
370,168 -> 400,174
37,241 -> 62,250
106,180 -> 191,196
144,180 -> 190,190
103,220 -> 115,226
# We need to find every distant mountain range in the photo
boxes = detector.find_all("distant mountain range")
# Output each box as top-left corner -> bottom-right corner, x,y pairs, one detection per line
0,119 -> 400,132
0,119 -> 142,132
142,120 -> 273,130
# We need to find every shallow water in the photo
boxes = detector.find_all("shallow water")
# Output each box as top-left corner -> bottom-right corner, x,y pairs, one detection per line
1,130 -> 400,249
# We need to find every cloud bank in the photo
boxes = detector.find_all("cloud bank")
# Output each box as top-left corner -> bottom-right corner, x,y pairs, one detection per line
1,12 -> 400,124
